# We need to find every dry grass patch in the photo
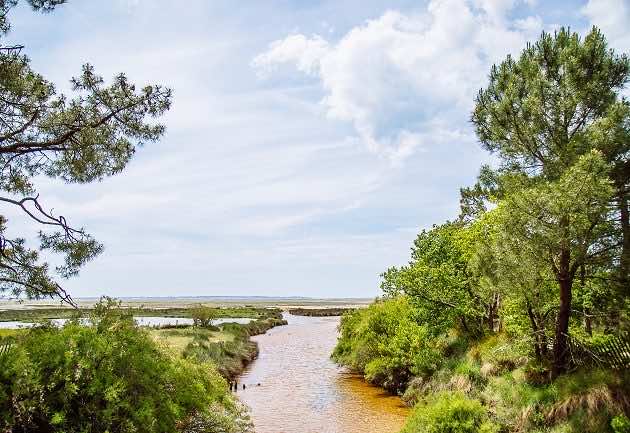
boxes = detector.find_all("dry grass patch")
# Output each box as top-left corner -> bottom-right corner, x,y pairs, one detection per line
545,384 -> 630,424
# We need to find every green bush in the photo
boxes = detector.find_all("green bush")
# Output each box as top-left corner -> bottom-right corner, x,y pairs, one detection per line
612,415 -> 630,433
0,298 -> 249,433
191,305 -> 218,328
332,297 -> 441,393
401,391 -> 498,433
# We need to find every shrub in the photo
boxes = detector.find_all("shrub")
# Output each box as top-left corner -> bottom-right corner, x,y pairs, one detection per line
191,305 -> 218,328
0,298 -> 248,433
612,415 -> 630,433
332,297 -> 441,393
401,391 -> 498,433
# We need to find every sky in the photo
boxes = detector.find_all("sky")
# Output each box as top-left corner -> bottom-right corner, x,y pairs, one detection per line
2,0 -> 630,298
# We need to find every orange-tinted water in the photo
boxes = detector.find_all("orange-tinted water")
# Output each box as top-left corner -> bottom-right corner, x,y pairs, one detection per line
237,314 -> 409,433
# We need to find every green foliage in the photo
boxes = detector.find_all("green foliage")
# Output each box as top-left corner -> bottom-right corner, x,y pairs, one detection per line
0,1 -> 171,301
496,151 -> 613,275
181,315 -> 286,379
472,27 -> 629,179
336,25 -> 630,433
612,415 -> 630,433
469,25 -> 630,373
400,392 -> 498,433
192,305 -> 218,327
332,297 -> 441,392
0,298 -> 250,433
381,221 -> 499,337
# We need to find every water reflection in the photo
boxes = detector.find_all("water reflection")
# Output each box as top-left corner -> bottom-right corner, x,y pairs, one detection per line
238,314 -> 409,433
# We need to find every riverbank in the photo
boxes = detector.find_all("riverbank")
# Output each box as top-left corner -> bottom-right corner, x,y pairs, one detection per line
0,305 -> 289,381
154,312 -> 288,380
332,298 -> 630,433
0,298 -> 255,433
288,307 -> 355,316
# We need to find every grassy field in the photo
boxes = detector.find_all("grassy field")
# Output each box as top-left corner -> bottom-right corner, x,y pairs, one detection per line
0,329 -> 20,339
151,327 -> 234,352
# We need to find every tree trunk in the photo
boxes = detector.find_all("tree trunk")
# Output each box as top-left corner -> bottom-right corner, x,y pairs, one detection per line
552,248 -> 573,378
584,307 -> 593,336
526,299 -> 542,362
579,265 -> 592,336
619,191 -> 630,296
460,316 -> 470,334
487,293 -> 499,332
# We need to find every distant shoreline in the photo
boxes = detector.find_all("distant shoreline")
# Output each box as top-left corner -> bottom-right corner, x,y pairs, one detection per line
0,296 -> 374,311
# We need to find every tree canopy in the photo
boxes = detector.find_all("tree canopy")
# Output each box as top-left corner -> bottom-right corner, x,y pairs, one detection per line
374,27 -> 630,379
470,27 -> 629,376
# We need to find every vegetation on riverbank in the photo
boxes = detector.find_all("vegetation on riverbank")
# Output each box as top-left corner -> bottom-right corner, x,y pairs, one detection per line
0,305 -> 270,323
0,299 -> 254,432
0,302 -> 286,431
157,312 -> 287,379
334,28 -> 630,433
288,307 -> 355,317
335,299 -> 630,432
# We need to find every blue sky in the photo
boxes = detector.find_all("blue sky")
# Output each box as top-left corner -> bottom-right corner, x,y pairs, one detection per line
2,0 -> 629,298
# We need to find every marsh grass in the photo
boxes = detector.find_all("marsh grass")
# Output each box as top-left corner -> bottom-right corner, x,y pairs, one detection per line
150,313 -> 287,379
151,327 -> 234,353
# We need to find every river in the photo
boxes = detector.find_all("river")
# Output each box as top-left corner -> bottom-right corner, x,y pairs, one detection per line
237,314 -> 409,433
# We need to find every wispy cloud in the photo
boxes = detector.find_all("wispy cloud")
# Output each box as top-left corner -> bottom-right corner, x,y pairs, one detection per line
1,0 -> 624,298
252,1 -> 543,163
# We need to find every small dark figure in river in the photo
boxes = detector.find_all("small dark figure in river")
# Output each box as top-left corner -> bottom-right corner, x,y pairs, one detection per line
233,381 -> 238,392
242,383 -> 246,390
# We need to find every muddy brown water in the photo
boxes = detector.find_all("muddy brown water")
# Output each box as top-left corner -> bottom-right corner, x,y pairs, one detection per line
237,314 -> 409,433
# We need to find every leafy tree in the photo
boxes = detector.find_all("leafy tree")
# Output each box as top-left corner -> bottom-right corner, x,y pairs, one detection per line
381,222 -> 498,336
474,208 -> 557,361
192,305 -> 218,328
496,152 -> 613,375
472,27 -> 628,179
586,102 -> 630,297
471,27 -> 629,376
0,1 -> 171,303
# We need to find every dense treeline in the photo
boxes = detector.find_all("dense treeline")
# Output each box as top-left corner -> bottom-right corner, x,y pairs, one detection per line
334,27 -> 630,433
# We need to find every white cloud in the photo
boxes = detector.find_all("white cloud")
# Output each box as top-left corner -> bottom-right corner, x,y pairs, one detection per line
582,0 -> 630,52
252,0 -> 542,163
252,34 -> 330,77
8,0 -> 610,298
473,0 -> 517,23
